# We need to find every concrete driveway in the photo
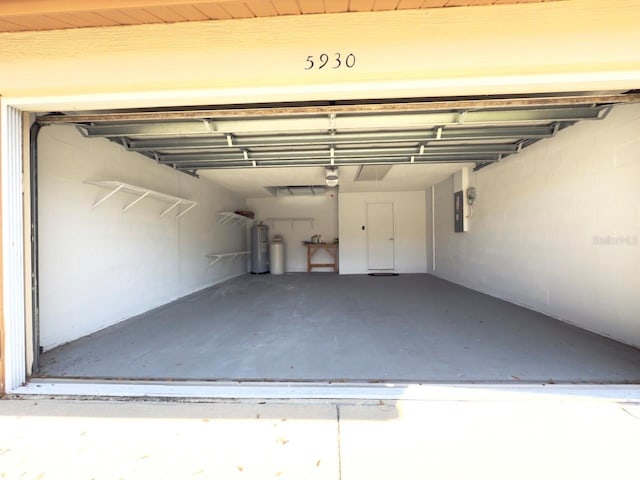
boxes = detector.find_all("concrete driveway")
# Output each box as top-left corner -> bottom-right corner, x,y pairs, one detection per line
1,393 -> 639,479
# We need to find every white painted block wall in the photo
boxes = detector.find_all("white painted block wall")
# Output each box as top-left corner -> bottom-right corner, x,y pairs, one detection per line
339,191 -> 427,274
246,194 -> 338,272
431,104 -> 640,348
38,125 -> 247,350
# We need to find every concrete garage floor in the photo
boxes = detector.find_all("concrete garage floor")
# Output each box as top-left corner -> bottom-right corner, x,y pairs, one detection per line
38,274 -> 640,383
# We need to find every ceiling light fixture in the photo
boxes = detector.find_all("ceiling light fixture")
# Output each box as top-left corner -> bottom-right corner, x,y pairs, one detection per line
325,166 -> 339,187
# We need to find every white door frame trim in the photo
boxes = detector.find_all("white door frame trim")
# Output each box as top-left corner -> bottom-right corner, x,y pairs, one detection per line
1,103 -> 26,392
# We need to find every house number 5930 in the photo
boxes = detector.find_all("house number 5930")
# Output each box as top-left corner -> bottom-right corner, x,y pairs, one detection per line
304,53 -> 356,70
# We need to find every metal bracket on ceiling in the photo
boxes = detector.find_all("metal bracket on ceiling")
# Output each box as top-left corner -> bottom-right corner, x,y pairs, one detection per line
243,149 -> 256,167
329,113 -> 336,135
411,156 -> 415,163
458,111 -> 468,125
517,141 -> 524,153
172,162 -> 199,178
76,125 -> 90,137
436,127 -> 443,140
226,134 -> 234,147
419,144 -> 425,155
598,105 -> 614,119
330,147 -> 335,166
552,122 -> 560,136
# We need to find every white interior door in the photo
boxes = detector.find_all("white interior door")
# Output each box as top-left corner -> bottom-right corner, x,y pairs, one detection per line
367,203 -> 395,270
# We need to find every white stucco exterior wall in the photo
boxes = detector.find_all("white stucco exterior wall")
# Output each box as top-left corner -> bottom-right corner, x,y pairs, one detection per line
431,104 -> 640,348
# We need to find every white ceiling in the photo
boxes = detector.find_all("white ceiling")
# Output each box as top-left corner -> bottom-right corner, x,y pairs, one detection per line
199,162 -> 474,198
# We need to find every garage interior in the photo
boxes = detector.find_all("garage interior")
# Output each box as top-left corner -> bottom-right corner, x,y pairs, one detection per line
32,93 -> 640,384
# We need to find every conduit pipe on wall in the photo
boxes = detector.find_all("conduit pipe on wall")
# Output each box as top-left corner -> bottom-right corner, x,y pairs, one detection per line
29,120 -> 42,373
432,185 -> 436,272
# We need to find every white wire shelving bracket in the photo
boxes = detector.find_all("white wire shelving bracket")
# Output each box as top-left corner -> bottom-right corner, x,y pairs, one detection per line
217,211 -> 255,226
85,180 -> 198,219
266,217 -> 315,229
206,251 -> 251,267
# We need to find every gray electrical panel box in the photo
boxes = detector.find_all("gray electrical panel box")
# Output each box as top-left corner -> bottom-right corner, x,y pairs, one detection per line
454,190 -> 464,233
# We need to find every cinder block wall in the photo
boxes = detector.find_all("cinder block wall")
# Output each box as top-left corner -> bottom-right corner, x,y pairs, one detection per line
339,191 -> 427,274
431,104 -> 640,348
38,126 -> 247,350
247,195 -> 339,272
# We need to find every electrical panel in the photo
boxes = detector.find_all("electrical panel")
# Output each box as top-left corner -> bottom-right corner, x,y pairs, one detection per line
454,190 -> 464,233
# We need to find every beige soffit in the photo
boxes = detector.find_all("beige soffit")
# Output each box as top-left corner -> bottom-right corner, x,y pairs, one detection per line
0,0 -> 556,33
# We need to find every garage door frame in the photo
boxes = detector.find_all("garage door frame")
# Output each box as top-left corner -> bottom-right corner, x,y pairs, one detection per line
3,88 -> 640,399
0,103 -> 27,393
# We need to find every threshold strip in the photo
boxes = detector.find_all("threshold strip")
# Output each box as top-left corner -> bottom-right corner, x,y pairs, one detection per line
9,381 -> 640,403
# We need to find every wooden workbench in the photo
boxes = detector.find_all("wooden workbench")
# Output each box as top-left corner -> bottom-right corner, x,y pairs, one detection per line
305,242 -> 339,272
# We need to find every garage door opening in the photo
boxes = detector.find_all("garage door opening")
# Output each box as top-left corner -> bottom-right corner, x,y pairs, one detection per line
29,93 -> 640,385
